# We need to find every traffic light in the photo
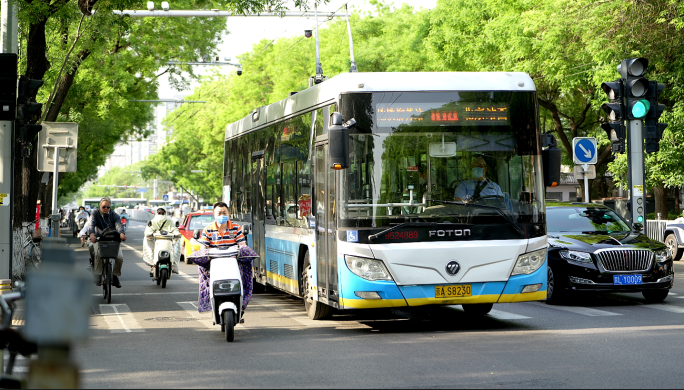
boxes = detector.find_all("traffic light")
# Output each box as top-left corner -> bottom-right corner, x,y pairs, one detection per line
0,54 -> 17,121
15,75 -> 44,145
644,81 -> 667,153
601,80 -> 626,153
618,58 -> 650,120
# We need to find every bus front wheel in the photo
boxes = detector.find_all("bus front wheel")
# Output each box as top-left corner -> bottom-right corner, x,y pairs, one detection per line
302,252 -> 332,320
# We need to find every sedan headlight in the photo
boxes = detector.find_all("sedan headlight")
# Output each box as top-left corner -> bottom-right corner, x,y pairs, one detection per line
511,248 -> 547,276
655,250 -> 669,262
559,250 -> 593,264
213,279 -> 241,293
345,256 -> 393,281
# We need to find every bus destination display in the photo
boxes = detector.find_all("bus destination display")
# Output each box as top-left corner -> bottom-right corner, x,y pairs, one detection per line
376,103 -> 509,127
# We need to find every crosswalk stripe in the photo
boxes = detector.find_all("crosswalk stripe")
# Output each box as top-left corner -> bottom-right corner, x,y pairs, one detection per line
641,304 -> 684,314
486,309 -> 532,320
99,304 -> 145,333
176,302 -> 214,329
543,305 -> 622,317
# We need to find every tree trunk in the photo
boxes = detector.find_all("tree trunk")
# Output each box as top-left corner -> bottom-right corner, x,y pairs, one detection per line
653,186 -> 668,220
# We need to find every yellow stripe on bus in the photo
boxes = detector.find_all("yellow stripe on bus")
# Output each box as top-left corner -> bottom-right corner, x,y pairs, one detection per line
338,297 -> 407,309
497,291 -> 547,303
405,294 -> 501,306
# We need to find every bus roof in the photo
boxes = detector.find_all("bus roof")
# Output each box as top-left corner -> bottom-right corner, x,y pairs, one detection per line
225,71 -> 536,140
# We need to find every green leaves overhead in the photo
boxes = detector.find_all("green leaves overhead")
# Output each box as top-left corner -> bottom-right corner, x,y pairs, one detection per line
144,0 -> 682,206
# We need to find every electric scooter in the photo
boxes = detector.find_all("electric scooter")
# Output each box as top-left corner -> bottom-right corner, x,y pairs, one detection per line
145,221 -> 181,288
192,230 -> 257,342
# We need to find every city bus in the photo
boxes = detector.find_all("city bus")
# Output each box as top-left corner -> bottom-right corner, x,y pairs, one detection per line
82,197 -> 148,210
222,72 -> 558,319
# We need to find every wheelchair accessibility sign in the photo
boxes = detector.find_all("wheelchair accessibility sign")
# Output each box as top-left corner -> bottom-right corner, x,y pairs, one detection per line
0,193 -> 8,206
346,230 -> 359,243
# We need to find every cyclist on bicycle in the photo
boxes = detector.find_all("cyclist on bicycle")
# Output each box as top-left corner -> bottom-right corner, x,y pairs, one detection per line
87,197 -> 127,288
76,206 -> 89,245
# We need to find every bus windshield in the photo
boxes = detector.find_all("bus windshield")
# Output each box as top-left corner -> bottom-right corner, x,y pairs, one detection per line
338,91 -> 545,232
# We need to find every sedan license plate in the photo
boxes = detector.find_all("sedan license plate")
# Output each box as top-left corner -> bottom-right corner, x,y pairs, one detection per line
435,285 -> 472,298
613,275 -> 643,285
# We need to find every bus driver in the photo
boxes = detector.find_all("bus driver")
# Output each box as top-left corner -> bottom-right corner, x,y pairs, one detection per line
454,156 -> 504,202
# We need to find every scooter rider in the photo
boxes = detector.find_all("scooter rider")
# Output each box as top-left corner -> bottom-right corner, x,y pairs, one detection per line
88,197 -> 127,288
76,206 -> 89,245
196,202 -> 248,313
144,208 -> 181,274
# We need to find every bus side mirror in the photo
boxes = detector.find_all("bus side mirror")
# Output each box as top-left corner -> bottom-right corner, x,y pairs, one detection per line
329,112 -> 355,170
541,134 -> 561,188
193,229 -> 202,240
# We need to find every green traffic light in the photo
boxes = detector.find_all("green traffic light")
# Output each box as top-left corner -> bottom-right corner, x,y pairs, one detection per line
637,216 -> 644,223
631,99 -> 650,118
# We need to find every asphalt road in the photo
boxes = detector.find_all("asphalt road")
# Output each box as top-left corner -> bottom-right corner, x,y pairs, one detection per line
68,221 -> 684,388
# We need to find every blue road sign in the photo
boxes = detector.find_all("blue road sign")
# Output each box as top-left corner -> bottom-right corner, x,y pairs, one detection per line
572,137 -> 597,165
162,195 -> 169,201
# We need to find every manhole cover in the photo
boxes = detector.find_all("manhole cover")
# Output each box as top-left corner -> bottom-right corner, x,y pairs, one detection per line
145,317 -> 197,322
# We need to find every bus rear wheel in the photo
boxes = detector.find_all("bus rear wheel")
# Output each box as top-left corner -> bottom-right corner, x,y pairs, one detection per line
302,252 -> 331,320
461,303 -> 493,315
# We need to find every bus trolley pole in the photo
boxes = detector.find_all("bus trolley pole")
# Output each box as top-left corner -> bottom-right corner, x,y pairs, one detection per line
44,144 -> 73,238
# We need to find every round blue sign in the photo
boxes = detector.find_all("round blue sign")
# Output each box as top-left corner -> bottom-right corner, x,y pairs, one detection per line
574,139 -> 596,164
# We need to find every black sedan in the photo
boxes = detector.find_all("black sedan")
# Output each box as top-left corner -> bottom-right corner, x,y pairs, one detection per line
546,203 -> 673,303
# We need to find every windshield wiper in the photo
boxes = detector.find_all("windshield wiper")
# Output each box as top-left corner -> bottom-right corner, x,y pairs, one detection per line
368,222 -> 449,241
431,200 -> 525,237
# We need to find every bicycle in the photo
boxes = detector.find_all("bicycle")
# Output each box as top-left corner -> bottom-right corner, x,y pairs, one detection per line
96,238 -> 120,304
20,220 -> 41,271
0,281 -> 37,387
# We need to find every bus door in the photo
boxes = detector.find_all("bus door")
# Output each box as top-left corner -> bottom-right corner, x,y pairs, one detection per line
314,143 -> 339,303
251,151 -> 266,278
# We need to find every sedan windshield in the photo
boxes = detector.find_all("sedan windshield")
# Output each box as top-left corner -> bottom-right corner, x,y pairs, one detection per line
547,207 -> 632,233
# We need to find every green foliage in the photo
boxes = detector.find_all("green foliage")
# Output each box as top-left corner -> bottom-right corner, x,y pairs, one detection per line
143,0 -> 684,204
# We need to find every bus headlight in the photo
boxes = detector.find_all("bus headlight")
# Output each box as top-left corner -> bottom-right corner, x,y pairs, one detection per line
511,248 -> 547,276
345,256 -> 393,281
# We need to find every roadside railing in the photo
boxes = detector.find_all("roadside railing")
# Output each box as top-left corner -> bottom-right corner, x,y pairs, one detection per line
646,220 -> 668,243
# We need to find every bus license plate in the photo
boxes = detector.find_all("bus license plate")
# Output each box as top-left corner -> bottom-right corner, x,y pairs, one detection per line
613,275 -> 643,285
435,285 -> 472,298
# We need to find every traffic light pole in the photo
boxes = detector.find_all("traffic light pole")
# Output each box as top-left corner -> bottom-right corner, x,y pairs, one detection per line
627,119 -> 647,232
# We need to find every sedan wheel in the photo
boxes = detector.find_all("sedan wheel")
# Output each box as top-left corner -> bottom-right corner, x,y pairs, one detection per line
546,266 -> 565,304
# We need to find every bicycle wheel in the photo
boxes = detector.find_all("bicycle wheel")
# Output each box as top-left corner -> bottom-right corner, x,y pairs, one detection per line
102,264 -> 108,301
107,261 -> 113,304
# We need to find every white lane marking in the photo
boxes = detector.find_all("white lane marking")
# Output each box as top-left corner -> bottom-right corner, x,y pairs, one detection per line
122,243 -> 144,256
486,309 -> 532,320
543,305 -> 622,317
668,292 -> 677,296
177,302 -> 215,329
642,304 -> 684,314
92,291 -> 196,297
99,304 -> 145,333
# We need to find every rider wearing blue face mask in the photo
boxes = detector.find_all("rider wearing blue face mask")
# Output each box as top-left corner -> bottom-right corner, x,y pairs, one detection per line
454,156 -> 504,202
197,202 -> 247,249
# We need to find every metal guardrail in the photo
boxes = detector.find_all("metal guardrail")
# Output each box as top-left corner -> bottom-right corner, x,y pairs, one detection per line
646,220 -> 668,243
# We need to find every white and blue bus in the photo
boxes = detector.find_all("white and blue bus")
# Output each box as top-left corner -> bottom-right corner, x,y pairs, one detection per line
223,72 -> 557,319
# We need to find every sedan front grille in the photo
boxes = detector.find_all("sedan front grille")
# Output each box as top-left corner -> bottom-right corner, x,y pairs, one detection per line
596,250 -> 654,272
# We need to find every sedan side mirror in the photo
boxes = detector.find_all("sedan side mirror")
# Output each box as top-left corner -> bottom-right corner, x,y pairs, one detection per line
193,229 -> 202,240
633,223 -> 644,232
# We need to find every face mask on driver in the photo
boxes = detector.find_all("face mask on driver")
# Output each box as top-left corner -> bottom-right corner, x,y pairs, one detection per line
216,215 -> 229,225
472,167 -> 484,179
